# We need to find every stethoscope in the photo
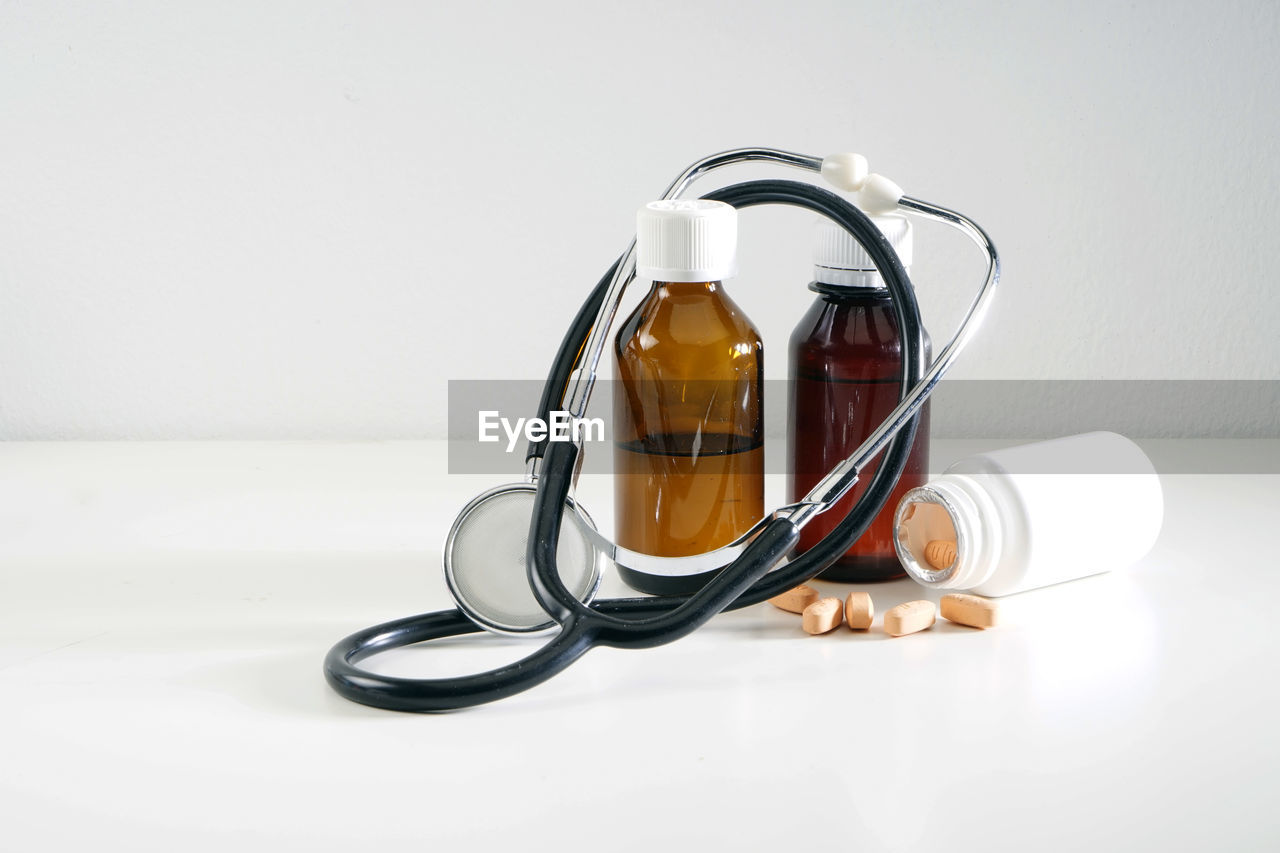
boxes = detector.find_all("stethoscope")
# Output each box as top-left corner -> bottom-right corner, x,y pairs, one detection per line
324,148 -> 1000,712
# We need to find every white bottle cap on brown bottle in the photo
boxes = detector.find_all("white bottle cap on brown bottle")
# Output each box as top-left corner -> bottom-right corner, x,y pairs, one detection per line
636,199 -> 738,283
813,213 -> 912,288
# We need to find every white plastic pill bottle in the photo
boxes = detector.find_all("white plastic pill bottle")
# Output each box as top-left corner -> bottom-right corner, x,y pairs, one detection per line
893,432 -> 1163,597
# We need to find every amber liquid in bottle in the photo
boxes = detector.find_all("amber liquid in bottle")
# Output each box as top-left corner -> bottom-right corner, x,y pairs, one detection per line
614,280 -> 764,595
788,283 -> 931,582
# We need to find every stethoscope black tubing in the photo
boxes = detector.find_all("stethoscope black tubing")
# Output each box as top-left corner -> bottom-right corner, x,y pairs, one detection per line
324,179 -> 923,711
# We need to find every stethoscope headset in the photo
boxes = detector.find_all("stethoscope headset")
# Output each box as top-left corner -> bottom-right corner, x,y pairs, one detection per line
324,148 -> 1000,712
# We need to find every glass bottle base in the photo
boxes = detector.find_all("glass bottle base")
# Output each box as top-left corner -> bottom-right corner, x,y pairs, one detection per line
616,564 -> 721,596
616,554 -> 907,595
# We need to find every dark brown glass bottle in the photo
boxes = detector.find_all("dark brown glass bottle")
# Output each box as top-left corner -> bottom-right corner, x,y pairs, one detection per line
788,218 -> 929,582
614,278 -> 764,595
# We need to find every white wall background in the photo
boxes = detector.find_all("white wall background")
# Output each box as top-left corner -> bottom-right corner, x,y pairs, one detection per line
1,0 -> 1277,440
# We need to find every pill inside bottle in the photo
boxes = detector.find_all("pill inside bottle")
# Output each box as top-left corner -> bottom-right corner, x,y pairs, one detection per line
898,502 -> 958,570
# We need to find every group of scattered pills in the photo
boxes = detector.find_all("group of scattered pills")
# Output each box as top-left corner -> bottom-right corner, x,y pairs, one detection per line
767,583 -> 999,636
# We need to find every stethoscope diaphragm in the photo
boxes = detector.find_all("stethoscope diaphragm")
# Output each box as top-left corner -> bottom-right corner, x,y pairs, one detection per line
443,483 -> 603,635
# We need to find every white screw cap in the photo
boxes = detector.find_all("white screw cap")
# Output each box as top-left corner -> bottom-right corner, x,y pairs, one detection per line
813,214 -> 912,287
636,199 -> 737,283
820,153 -> 869,192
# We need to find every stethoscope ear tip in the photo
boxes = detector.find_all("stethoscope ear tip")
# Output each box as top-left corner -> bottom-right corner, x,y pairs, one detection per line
820,154 -> 904,214
860,173 -> 905,214
820,152 -> 869,191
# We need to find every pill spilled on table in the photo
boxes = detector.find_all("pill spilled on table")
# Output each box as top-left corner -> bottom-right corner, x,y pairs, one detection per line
769,585 -> 820,614
769,586 -> 1001,639
940,593 -> 999,628
884,600 -> 936,637
802,598 -> 844,634
844,591 -> 873,630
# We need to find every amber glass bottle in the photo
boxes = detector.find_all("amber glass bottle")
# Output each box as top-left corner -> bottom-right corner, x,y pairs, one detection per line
614,200 -> 763,595
788,216 -> 930,582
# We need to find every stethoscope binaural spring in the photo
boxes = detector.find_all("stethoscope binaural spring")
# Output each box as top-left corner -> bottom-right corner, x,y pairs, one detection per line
324,148 -> 1001,712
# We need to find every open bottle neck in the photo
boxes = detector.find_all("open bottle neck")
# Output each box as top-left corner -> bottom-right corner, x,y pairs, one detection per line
894,475 -> 1003,591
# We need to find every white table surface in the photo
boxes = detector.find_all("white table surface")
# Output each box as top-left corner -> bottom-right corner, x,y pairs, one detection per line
2,439 -> 1277,851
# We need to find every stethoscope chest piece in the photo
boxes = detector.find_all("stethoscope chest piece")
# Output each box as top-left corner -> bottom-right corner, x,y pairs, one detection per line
443,483 -> 604,635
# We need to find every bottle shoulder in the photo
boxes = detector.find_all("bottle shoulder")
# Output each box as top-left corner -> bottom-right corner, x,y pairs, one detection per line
617,285 -> 763,356
790,291 -> 930,379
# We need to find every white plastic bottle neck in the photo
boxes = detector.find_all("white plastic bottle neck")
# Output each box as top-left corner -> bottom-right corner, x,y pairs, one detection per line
893,474 -> 1004,590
